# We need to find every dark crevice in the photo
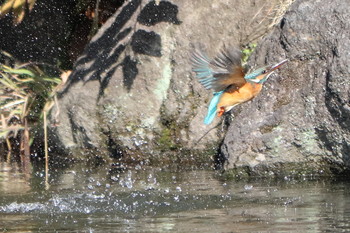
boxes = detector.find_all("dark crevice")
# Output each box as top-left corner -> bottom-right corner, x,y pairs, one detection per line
280,17 -> 286,29
332,45 -> 340,58
215,140 -> 227,170
314,127 -> 336,155
341,140 -> 350,166
67,109 -> 92,149
279,34 -> 289,52
324,69 -> 350,128
106,134 -> 124,160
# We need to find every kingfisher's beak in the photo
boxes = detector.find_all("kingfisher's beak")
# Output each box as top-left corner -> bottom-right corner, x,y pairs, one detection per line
262,59 -> 288,80
267,59 -> 288,73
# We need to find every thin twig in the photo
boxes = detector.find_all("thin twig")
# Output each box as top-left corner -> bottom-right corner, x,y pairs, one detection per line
194,121 -> 222,147
6,137 -> 11,162
44,111 -> 50,190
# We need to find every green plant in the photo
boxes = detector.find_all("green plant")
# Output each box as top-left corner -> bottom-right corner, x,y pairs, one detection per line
241,43 -> 257,64
0,51 -> 66,165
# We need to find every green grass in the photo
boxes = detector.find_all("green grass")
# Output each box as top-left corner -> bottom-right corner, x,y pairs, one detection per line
0,51 -> 66,163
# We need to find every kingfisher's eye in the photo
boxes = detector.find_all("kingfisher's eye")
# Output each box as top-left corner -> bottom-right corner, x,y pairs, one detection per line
262,70 -> 267,74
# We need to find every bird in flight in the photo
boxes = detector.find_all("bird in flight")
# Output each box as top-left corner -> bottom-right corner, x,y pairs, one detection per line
191,45 -> 288,125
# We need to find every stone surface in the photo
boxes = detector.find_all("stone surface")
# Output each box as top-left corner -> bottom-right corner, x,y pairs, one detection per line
221,0 -> 350,175
50,0 -> 282,163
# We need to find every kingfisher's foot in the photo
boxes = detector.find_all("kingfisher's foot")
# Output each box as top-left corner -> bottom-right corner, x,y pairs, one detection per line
217,107 -> 225,117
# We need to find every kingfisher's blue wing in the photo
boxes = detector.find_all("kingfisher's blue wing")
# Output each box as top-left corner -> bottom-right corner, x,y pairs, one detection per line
191,45 -> 246,92
204,91 -> 224,125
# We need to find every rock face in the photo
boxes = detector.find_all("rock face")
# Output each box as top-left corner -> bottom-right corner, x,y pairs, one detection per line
50,0 -> 282,163
221,0 -> 350,175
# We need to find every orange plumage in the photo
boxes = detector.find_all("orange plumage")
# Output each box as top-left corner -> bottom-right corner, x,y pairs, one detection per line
191,45 -> 287,124
217,81 -> 263,117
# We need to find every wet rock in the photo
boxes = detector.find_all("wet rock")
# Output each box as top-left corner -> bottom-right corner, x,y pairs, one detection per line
221,0 -> 350,175
50,0 -> 282,163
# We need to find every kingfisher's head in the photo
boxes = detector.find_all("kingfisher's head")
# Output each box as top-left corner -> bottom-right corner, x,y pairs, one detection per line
244,59 -> 288,84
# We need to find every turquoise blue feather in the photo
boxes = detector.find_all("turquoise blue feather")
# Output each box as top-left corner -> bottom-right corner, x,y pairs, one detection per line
244,67 -> 264,80
191,49 -> 216,90
191,46 -> 244,124
204,91 -> 224,125
191,46 -> 243,92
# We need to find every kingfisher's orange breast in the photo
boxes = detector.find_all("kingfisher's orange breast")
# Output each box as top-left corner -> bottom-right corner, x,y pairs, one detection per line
217,82 -> 263,113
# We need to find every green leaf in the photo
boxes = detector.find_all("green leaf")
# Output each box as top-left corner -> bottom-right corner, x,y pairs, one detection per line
42,77 -> 62,84
0,130 -> 10,139
0,99 -> 25,110
1,65 -> 35,77
0,73 -> 19,90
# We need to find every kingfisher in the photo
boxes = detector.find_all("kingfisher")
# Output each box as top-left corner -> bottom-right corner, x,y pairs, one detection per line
191,45 -> 288,125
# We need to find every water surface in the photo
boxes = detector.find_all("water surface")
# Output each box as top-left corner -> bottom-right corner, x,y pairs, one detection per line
1,162 -> 350,232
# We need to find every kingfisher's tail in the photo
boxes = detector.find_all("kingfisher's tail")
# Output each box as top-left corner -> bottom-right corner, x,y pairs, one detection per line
204,91 -> 224,125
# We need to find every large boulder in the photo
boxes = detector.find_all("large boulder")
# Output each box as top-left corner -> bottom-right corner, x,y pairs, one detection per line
221,0 -> 350,176
50,0 -> 282,164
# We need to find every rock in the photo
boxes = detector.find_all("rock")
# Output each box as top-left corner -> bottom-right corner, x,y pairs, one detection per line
221,0 -> 350,176
50,0 -> 283,164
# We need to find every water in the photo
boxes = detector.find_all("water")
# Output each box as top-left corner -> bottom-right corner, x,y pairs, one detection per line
1,162 -> 350,232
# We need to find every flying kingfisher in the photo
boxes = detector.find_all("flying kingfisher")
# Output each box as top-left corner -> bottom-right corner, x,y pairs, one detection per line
191,45 -> 288,125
